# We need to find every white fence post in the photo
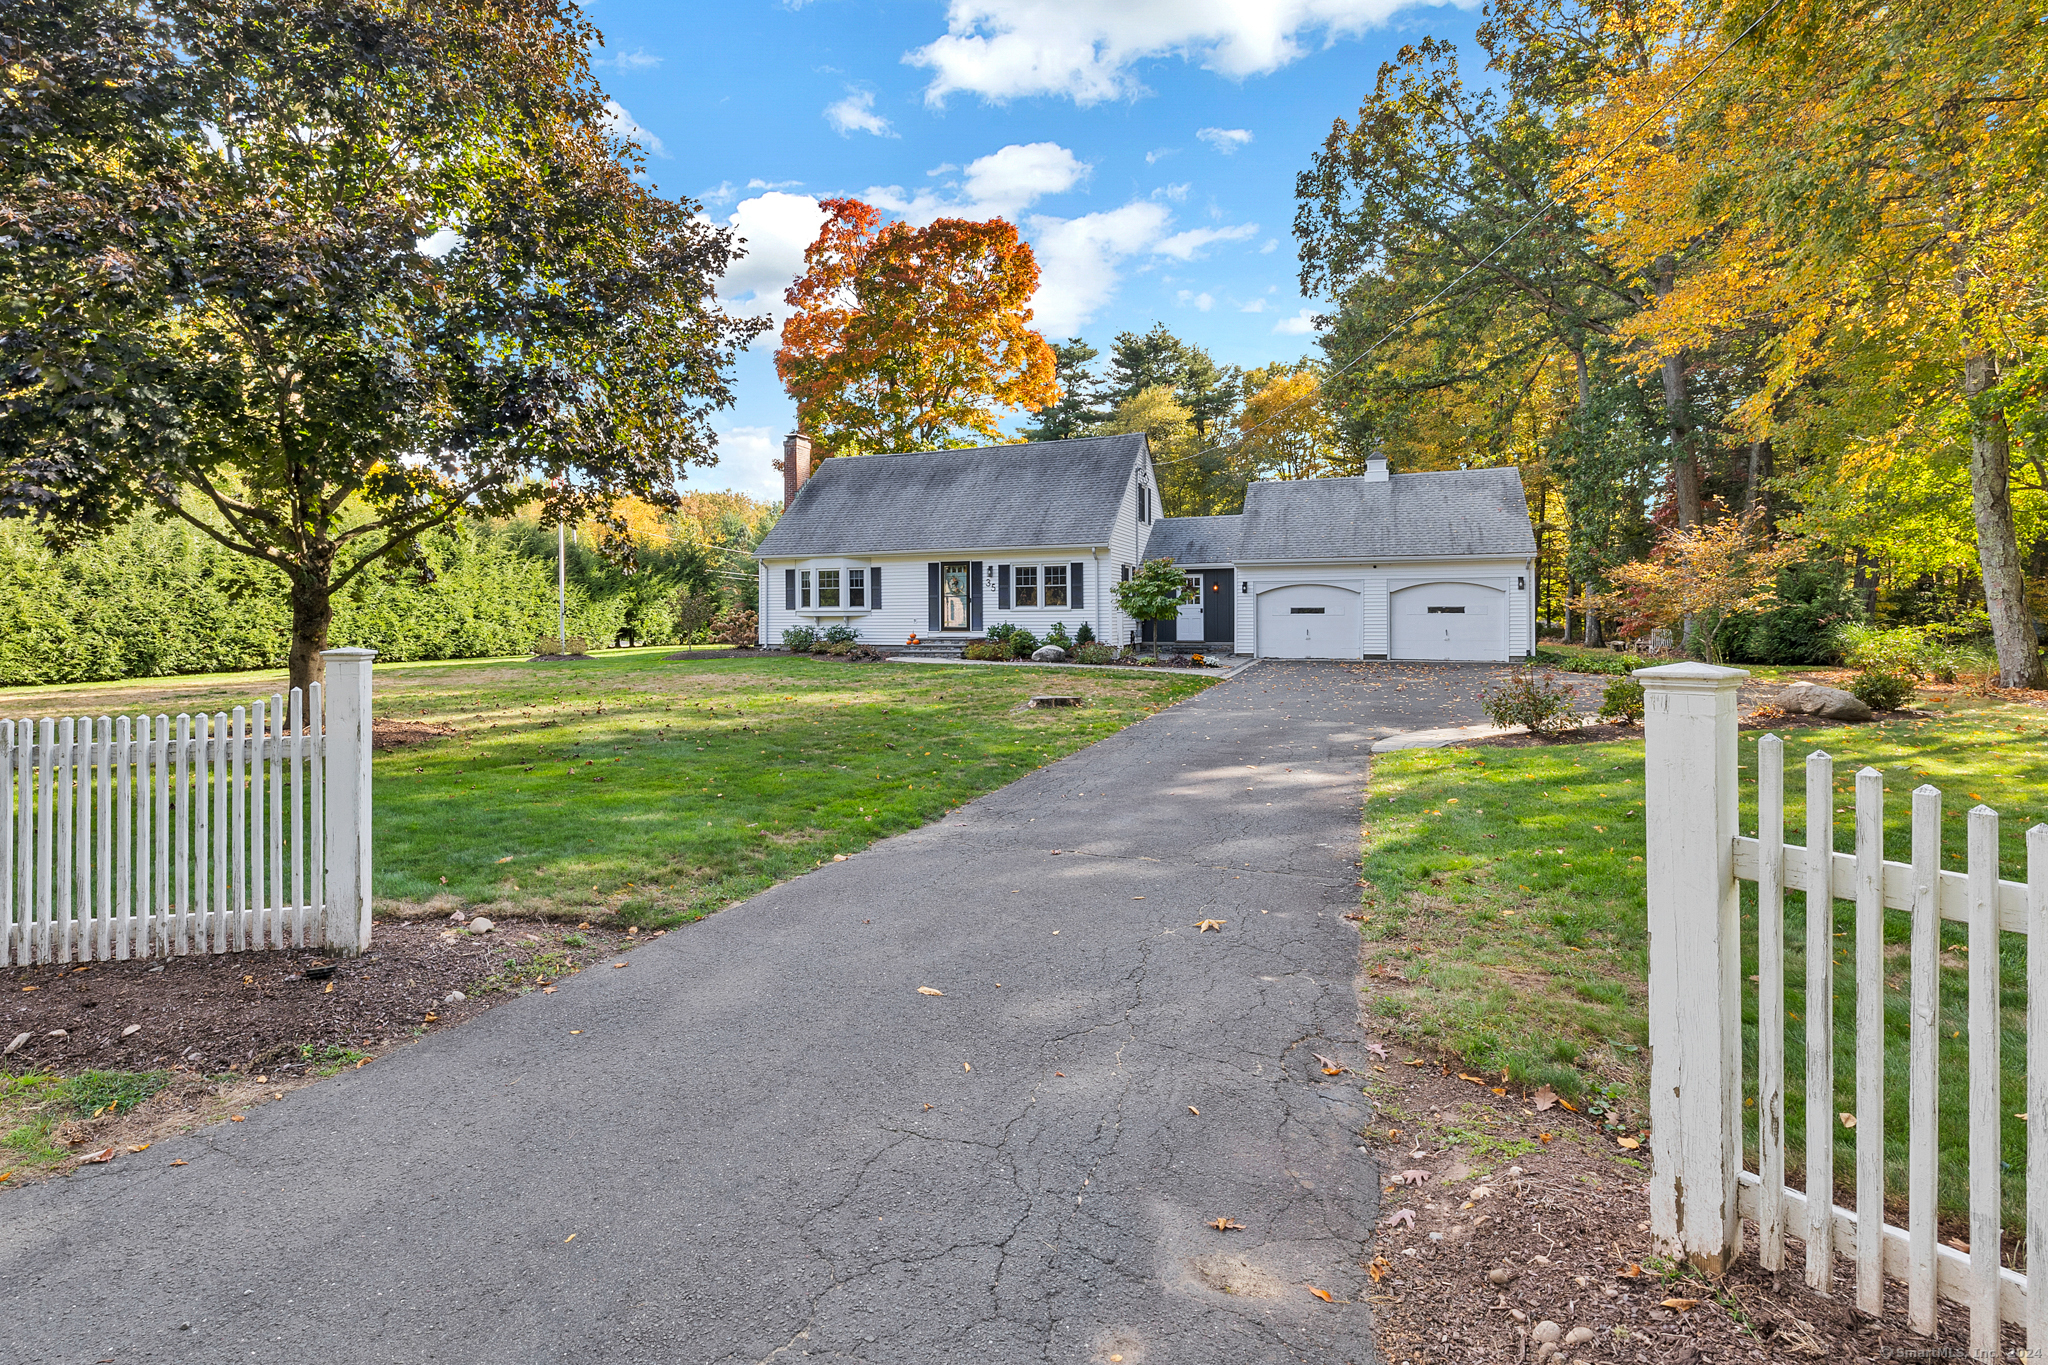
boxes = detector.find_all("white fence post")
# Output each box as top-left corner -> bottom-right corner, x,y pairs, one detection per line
321,648 -> 377,957
1638,661 -> 1749,1271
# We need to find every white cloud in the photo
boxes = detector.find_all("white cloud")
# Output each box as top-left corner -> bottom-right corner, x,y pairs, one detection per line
1152,222 -> 1258,260
416,226 -> 462,258
925,162 -> 959,176
602,99 -> 667,157
1259,237 -> 1279,253
909,0 -> 1413,105
593,46 -> 663,71
1024,201 -> 1174,333
868,141 -> 1089,223
706,425 -> 788,502
825,88 -> 896,137
1176,289 -> 1215,311
1196,126 -> 1253,154
1144,147 -> 1177,164
1239,297 -> 1267,313
1272,307 -> 1320,335
703,181 -> 739,205
715,192 -> 830,331
1153,182 -> 1190,202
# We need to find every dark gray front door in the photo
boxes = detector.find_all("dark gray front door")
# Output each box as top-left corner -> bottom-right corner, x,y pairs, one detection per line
1203,569 -> 1236,644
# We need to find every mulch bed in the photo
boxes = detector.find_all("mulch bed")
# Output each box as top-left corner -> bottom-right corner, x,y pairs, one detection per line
1358,1043 -> 2015,1362
658,648 -> 763,661
1,918 -> 642,1077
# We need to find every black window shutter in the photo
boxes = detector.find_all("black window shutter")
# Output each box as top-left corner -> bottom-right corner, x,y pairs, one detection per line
785,568 -> 796,610
927,563 -> 941,633
969,561 -> 984,630
1070,562 -> 1084,609
997,564 -> 1010,609
870,566 -> 880,609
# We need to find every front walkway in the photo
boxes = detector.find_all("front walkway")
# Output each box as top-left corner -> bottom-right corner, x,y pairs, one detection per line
0,663 -> 1508,1363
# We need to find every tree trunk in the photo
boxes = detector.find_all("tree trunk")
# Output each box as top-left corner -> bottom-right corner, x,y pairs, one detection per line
1743,438 -> 1773,525
288,574 -> 335,708
1852,548 -> 1877,622
1653,258 -> 1703,528
1963,355 -> 2045,687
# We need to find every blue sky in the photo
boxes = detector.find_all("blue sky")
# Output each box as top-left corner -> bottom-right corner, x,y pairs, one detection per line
583,0 -> 1482,501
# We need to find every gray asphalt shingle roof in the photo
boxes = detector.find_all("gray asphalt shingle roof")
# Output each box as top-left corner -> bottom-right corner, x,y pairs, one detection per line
1230,468 -> 1536,562
1142,515 -> 1242,566
753,433 -> 1147,558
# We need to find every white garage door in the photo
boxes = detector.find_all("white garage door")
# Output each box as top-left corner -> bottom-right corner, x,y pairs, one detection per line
1390,582 -> 1505,661
1256,584 -> 1359,659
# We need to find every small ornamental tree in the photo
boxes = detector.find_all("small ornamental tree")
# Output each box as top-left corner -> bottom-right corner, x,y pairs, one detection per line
1600,514 -> 1802,665
0,0 -> 762,694
1114,557 -> 1187,658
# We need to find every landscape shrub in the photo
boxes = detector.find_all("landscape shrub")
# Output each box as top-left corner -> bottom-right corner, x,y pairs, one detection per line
711,607 -> 757,647
1834,623 -> 1937,677
1073,642 -> 1116,665
1849,667 -> 1917,712
819,640 -> 854,656
821,623 -> 861,645
1074,622 -> 1095,646
1532,647 -> 1647,678
1480,670 -> 1580,736
1044,622 -> 1074,649
780,626 -> 819,653
964,639 -> 1015,661
532,635 -> 590,656
1715,561 -> 1858,665
1597,677 -> 1645,724
1007,628 -> 1041,655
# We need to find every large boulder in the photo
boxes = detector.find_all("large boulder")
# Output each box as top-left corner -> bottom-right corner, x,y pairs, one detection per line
1778,681 -> 1872,722
1031,644 -> 1069,662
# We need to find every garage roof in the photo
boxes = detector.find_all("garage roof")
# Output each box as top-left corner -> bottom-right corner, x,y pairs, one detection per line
754,433 -> 1148,557
1234,468 -> 1536,562
1142,515 -> 1241,566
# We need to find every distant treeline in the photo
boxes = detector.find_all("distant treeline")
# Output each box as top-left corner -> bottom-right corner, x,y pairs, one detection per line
0,497 -> 772,687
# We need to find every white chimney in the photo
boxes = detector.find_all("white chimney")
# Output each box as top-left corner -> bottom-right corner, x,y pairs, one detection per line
782,431 -> 813,506
1364,454 -> 1389,482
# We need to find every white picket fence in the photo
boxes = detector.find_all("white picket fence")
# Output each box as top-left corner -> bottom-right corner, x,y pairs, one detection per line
0,648 -> 376,965
1642,663 -> 2044,1357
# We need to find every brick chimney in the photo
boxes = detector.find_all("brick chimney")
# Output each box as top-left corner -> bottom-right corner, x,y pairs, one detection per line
782,431 -> 813,507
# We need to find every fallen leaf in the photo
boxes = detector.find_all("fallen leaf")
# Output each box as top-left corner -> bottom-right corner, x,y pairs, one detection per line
1365,1042 -> 1389,1060
1307,1286 -> 1333,1303
1323,1067 -> 1344,1076
1538,1133 -> 1554,1143
121,1024 -> 142,1038
1403,1057 -> 1427,1068
1194,919 -> 1226,932
564,1233 -> 576,1243
1458,1073 -> 1488,1085
1206,1217 -> 1244,1232
422,1013 -> 438,1023
1314,1053 -> 1346,1074
324,982 -> 334,994
1660,1298 -> 1699,1312
611,962 -> 628,970
1384,1208 -> 1415,1230
1187,1106 -> 1200,1116
917,987 -> 945,996
1616,1263 -> 1643,1278
1616,1137 -> 1640,1150
963,1063 -> 971,1072
1491,1087 -> 1506,1095
1367,1256 -> 1392,1283
169,1159 -> 187,1166
542,986 -> 557,994
1557,1099 -> 1578,1113
127,1143 -> 149,1153
229,1115 -> 245,1122
79,1147 -> 116,1164
1532,1085 -> 1559,1112
1395,1169 -> 1431,1186
1839,1111 -> 1856,1129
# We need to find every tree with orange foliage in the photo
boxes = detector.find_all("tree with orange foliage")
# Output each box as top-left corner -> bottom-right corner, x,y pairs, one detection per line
776,199 -> 1058,456
1600,513 -> 1801,664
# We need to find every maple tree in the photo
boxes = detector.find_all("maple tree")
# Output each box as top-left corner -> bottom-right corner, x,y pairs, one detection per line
1234,365 -> 1338,483
0,0 -> 758,694
776,199 -> 1058,457
1600,514 -> 1801,663
1114,555 -> 1191,657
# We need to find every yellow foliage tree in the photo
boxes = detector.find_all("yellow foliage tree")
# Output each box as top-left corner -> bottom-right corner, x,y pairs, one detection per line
1234,366 -> 1337,483
1561,0 -> 2048,684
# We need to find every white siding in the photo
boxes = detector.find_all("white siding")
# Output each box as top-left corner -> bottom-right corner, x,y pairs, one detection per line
1236,558 -> 1532,661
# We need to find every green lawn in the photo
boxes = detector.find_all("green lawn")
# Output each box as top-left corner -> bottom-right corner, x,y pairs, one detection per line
2,651 -> 1211,928
1361,693 -> 2048,1227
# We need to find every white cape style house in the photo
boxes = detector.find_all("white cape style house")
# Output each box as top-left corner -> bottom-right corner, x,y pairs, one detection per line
752,431 -> 1540,662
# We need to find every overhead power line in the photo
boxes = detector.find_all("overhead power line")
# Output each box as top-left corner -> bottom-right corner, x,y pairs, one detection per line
1149,0 -> 1790,474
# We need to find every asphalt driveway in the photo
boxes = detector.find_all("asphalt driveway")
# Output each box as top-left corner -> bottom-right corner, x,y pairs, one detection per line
2,661 -> 1509,1365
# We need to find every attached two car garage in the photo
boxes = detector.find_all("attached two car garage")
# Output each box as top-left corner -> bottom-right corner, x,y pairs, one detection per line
1251,578 -> 1512,661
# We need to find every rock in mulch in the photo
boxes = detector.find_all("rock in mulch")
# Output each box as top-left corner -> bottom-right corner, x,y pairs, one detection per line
1776,681 -> 1873,722
1031,645 -> 1069,662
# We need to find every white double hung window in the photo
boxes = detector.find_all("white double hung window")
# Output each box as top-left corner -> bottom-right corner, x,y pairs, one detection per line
848,569 -> 865,607
1013,566 -> 1038,606
817,569 -> 841,608
1042,563 -> 1068,608
799,570 -> 812,608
